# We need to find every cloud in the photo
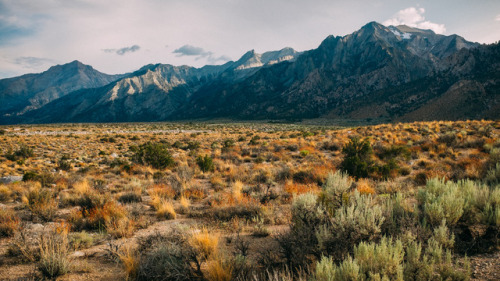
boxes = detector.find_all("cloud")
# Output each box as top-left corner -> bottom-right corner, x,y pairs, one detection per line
13,56 -> 55,69
383,7 -> 446,34
103,45 -> 140,55
496,14 -> 500,21
173,44 -> 231,64
173,45 -> 209,57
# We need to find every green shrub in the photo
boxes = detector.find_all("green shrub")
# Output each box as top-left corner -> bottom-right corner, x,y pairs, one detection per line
69,231 -> 95,250
196,155 -> 214,173
291,193 -> 324,231
23,171 -> 39,182
319,171 -> 352,213
5,144 -> 34,161
419,178 -> 499,227
130,142 -> 175,169
459,180 -> 491,224
340,137 -> 373,179
277,193 -> 325,268
418,178 -> 465,227
249,135 -> 261,145
485,163 -> 500,186
316,192 -> 385,257
316,236 -> 469,281
354,237 -> 404,280
223,139 -> 235,148
381,192 -> 419,237
300,150 -> 310,157
430,220 -> 455,250
315,256 -> 338,281
22,171 -> 56,187
57,155 -> 72,171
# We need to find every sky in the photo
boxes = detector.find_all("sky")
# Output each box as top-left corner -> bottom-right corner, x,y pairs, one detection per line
0,0 -> 499,79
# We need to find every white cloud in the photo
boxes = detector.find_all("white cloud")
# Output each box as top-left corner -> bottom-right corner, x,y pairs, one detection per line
383,7 -> 446,34
103,45 -> 141,56
173,45 -> 230,64
495,14 -> 500,21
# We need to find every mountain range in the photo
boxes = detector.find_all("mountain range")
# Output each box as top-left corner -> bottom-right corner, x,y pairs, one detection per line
1,22 -> 499,124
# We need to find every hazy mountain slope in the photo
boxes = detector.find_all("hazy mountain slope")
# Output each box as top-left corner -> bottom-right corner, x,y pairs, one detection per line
0,61 -> 123,118
10,48 -> 301,124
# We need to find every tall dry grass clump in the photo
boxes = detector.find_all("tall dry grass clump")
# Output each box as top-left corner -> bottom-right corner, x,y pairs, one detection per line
38,227 -> 72,278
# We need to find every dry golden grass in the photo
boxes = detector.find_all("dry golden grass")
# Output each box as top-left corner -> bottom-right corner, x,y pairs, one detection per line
231,180 -> 244,202
0,208 -> 20,237
0,120 -> 498,280
189,228 -> 219,260
155,199 -> 176,220
117,244 -> 139,279
356,179 -> 376,195
0,185 -> 12,202
206,255 -> 233,281
73,180 -> 91,194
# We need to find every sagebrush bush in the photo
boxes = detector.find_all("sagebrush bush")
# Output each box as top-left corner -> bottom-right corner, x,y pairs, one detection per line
291,193 -> 324,230
430,220 -> 455,250
277,193 -> 325,268
316,235 -> 468,281
485,163 -> 500,186
317,192 -> 385,257
136,243 -> 198,281
319,172 -> 352,213
382,192 -> 420,237
353,237 -> 404,280
459,180 -> 491,224
68,231 -> 94,250
135,232 -> 201,281
315,256 -> 338,281
418,178 -> 465,227
419,178 -> 500,227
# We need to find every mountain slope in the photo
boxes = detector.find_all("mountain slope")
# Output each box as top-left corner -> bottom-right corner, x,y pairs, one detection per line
0,61 -> 123,119
1,22 -> 497,124
179,22 -> 482,120
10,48 -> 301,124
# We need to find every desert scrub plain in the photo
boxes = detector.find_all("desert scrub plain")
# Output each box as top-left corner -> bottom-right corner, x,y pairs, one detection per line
0,120 -> 498,281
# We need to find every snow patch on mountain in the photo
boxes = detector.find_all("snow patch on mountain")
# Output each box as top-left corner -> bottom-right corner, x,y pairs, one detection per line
389,27 -> 412,40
